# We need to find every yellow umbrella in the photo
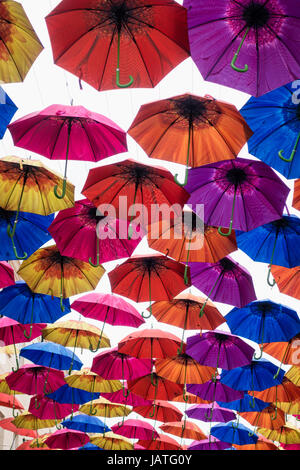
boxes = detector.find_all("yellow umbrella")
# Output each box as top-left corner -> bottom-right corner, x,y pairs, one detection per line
79,397 -> 132,418
0,372 -> 22,395
277,401 -> 300,415
90,432 -> 133,450
29,433 -> 51,449
18,245 -> 105,311
285,366 -> 300,387
258,424 -> 300,444
42,320 -> 110,373
0,2 -> 43,83
13,411 -> 58,448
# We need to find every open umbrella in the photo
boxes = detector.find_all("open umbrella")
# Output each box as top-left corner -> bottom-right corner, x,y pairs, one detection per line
188,438 -> 231,451
46,383 -> 100,420
133,400 -> 182,424
137,434 -> 181,451
90,432 -> 133,450
240,404 -> 285,432
211,422 -> 258,446
9,104 -> 127,199
258,425 -> 300,445
111,419 -> 158,440
79,397 -> 132,421
160,420 -> 206,442
28,395 -> 77,428
187,377 -> 244,403
293,179 -> 300,211
187,0 -> 300,97
128,93 -> 252,185
262,335 -> 300,371
186,403 -> 236,424
271,265 -> 300,301
45,0 -> 190,91
62,415 -> 111,434
0,262 -> 14,289
45,428 -> 90,450
0,392 -> 23,411
0,87 -> 17,138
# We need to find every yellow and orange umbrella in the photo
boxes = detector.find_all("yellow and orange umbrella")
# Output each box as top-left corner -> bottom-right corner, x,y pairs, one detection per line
258,424 -> 300,445
271,265 -> 300,301
277,401 -> 300,415
253,377 -> 300,404
0,1 -> 43,83
90,432 -> 133,450
263,335 -> 300,368
18,245 -> 105,311
172,392 -> 211,405
79,397 -> 132,419
285,366 -> 300,386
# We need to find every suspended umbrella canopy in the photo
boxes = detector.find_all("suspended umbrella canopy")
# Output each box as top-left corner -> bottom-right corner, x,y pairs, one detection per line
187,0 -> 300,97
0,87 -> 17,138
0,262 -> 15,289
0,417 -> 37,438
0,208 -> 54,261
17,245 -> 105,312
12,412 -> 57,431
186,158 -> 289,237
101,389 -> 152,407
187,378 -> 244,403
240,404 -> 286,431
45,0 -> 190,91
188,438 -> 231,451
0,392 -> 23,410
91,347 -> 152,380
127,373 -> 184,403
233,435 -> 278,451
109,254 -> 190,318
276,401 -> 300,415
128,93 -> 252,185
262,336 -> 300,367
20,341 -> 83,372
45,428 -> 90,450
111,419 -> 159,440
293,179 -> 300,211
137,434 -> 181,451
240,82 -> 300,179
253,377 -> 300,404
46,383 -> 100,406
62,415 -> 111,434
90,432 -> 133,451
64,369 -> 123,395
9,105 -> 127,199
78,443 -> 103,451
258,425 -> 300,445
186,403 -> 236,424
155,354 -> 216,386
5,364 -> 66,396
216,393 -> 269,414
271,265 -> 300,301
133,400 -> 183,423
188,256 -> 256,311
172,392 -> 210,405
28,395 -> 78,421
71,292 -> 144,328
79,397 -> 132,418
0,1 -> 43,83
211,422 -> 258,446
160,420 -> 206,441
0,373 -> 22,395
48,199 -> 143,268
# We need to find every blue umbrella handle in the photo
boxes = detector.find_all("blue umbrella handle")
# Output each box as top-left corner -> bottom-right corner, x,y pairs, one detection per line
279,132 -> 300,162
231,27 -> 250,73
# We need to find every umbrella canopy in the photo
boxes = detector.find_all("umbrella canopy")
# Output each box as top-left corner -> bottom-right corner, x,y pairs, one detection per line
0,417 -> 37,438
0,1 -> 43,83
271,265 -> 300,301
211,422 -> 258,446
186,403 -> 236,424
45,0 -> 190,91
20,341 -> 83,372
78,443 -> 103,450
79,397 -> 132,419
128,93 -> 252,184
64,369 -> 123,395
111,419 -> 158,440
293,179 -> 300,211
49,199 -> 142,267
0,87 -> 17,138
101,390 -> 152,408
28,395 -> 77,421
62,415 -> 111,434
0,373 -> 22,396
46,383 -> 100,406
9,105 -> 127,199
45,428 -> 90,450
262,336 -> 300,368
187,0 -> 300,97
133,400 -> 182,423
217,393 -> 269,414
90,432 -> 133,450
234,437 -> 278,451
187,378 -> 244,403
6,364 -> 66,396
188,438 -> 231,451
240,404 -> 285,431
0,392 -> 23,410
159,420 -> 206,441
0,261 -> 15,289
253,377 -> 300,404
13,412 -> 57,431
137,434 -> 181,451
258,425 -> 300,445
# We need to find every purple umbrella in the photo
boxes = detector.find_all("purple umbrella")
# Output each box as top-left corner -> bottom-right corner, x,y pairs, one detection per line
187,378 -> 244,403
187,0 -> 300,97
186,158 -> 289,236
186,403 -> 236,423
188,438 -> 231,451
188,256 -> 256,314
49,199 -> 143,267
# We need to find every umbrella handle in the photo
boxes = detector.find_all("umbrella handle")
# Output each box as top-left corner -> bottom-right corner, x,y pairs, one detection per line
116,29 -> 134,88
271,406 -> 278,421
230,27 -> 250,73
54,178 -> 67,199
23,324 -> 33,340
90,405 -> 98,415
34,396 -> 41,409
249,395 -> 256,409
254,345 -> 263,360
6,226 -> 27,260
174,125 -> 191,187
205,407 -> 213,422
279,132 -> 300,162
218,223 -> 233,237
89,231 -> 100,267
267,265 -> 276,287
218,184 -> 237,237
231,419 -> 239,429
174,167 -> 189,187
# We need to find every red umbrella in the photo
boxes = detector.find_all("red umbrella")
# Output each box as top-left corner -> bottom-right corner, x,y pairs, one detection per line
109,254 -> 190,318
133,400 -> 183,423
0,392 -> 23,410
137,434 -> 181,450
45,0 -> 190,91
0,417 -> 37,438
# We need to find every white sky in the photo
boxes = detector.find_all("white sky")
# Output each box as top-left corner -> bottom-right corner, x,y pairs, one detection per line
0,0 -> 299,447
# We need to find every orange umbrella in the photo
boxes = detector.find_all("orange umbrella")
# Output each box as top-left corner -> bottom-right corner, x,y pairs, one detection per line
240,404 -> 285,432
271,265 -> 300,301
292,179 -> 300,211
133,400 -> 183,423
128,93 -> 252,185
137,434 -> 181,450
258,425 -> 300,444
0,392 -> 23,411
263,335 -> 300,369
253,377 -> 300,405
172,392 -> 211,405
285,366 -> 300,386
160,420 -> 206,441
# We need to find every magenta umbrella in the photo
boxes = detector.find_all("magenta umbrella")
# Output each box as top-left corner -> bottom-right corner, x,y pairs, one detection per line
49,199 -> 143,268
45,428 -> 89,450
0,317 -> 46,371
8,104 -> 127,199
186,403 -> 236,423
111,419 -> 159,440
187,377 -> 244,403
0,262 -> 15,288
101,389 -> 152,407
29,395 -> 79,427
188,438 -> 231,451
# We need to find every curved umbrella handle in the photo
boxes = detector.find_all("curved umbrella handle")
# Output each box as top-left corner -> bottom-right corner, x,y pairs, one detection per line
90,406 -> 98,416
174,168 -> 189,187
89,255 -> 100,268
267,265 -> 276,287
116,68 -> 134,88
23,324 -> 33,340
218,223 -> 233,237
54,178 -> 67,199
34,397 -> 41,409
230,27 -> 250,73
205,407 -> 213,422
271,406 -> 278,421
279,132 -> 300,162
149,402 -> 156,418
12,406 -> 19,419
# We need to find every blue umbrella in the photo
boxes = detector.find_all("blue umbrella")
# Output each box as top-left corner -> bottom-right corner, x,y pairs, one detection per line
46,384 -> 100,420
220,360 -> 285,409
0,87 -> 17,139
62,415 -> 111,434
236,215 -> 300,286
226,300 -> 300,359
0,208 -> 54,261
78,443 -> 103,450
240,81 -> 300,180
20,341 -> 83,372
217,393 -> 269,413
0,281 -> 70,339
210,422 -> 258,446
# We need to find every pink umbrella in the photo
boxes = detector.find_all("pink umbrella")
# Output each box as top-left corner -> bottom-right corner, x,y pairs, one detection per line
0,317 -> 46,371
8,104 -> 127,199
45,428 -> 89,450
101,389 -> 152,407
48,199 -> 144,268
111,419 -> 159,440
29,395 -> 79,426
0,262 -> 15,288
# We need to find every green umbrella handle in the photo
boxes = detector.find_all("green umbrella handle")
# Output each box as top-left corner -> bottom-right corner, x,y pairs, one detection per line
116,29 -> 134,88
89,307 -> 108,353
254,314 -> 265,360
11,329 -> 19,372
218,186 -> 237,237
89,229 -> 100,267
7,226 -> 27,260
231,27 -> 250,72
183,237 -> 192,285
279,132 -> 300,162
149,378 -> 158,418
54,178 -> 67,199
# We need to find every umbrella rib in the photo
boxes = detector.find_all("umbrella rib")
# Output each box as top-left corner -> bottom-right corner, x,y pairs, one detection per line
0,37 -> 23,81
238,182 -> 249,232
30,171 -> 47,216
187,15 -> 246,31
264,23 -> 300,69
77,120 -> 97,161
123,23 -> 154,87
12,116 -> 54,143
2,171 -> 24,210
71,260 -> 100,290
49,119 -> 68,157
97,26 -> 117,90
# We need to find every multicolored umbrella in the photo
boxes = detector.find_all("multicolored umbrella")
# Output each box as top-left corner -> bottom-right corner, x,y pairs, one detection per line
128,93 -> 252,185
258,425 -> 300,445
9,104 -> 127,199
45,0 -> 190,90
186,0 -> 300,97
186,158 -> 289,236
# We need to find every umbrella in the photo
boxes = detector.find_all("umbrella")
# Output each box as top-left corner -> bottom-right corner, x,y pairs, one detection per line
101,389 -> 152,408
45,0 -> 190,91
293,179 -> 300,211
13,412 -> 57,435
0,87 -> 17,138
41,320 -> 110,370
236,215 -> 300,286
258,425 -> 300,445
240,404 -> 285,432
0,392 -> 23,411
234,437 -> 278,451
46,383 -> 100,419
271,265 -> 300,301
45,428 -> 90,450
252,377 -> 300,419
0,1 -> 43,83
0,261 -> 14,288
186,0 -> 300,97
82,158 -> 190,237
0,208 -> 54,261
0,156 -> 74,257
186,403 -> 236,424
128,93 -> 252,185
0,317 -> 46,371
211,422 -> 258,446
216,393 -> 269,414
159,420 -> 206,442
137,434 -> 181,451
262,336 -> 300,371
20,341 -> 83,373
0,373 -> 22,396
188,256 -> 256,314
78,443 -> 103,450
277,402 -> 300,415
188,438 -> 231,451
28,395 -> 77,427
79,397 -> 132,420
18,244 -> 105,312
0,281 -> 71,335
111,419 -> 159,440
133,400 -> 183,423
49,199 -> 143,267
62,415 -> 111,434
240,81 -> 300,179
186,158 -> 289,237
187,378 -> 244,403
90,432 -> 133,450
64,369 -> 123,400
109,254 -> 190,318
0,417 -> 37,439
9,104 -> 127,199
226,300 -> 300,359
